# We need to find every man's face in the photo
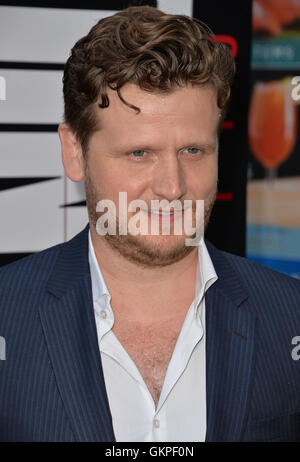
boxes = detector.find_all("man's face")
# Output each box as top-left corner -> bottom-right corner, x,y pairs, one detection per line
84,83 -> 219,267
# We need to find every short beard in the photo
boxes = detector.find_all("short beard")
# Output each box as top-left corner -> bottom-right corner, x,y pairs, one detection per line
85,167 -> 216,269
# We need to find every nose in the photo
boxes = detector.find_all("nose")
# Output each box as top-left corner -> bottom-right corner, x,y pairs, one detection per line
151,153 -> 186,201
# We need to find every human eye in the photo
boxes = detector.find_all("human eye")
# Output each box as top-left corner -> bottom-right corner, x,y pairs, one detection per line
130,150 -> 148,159
184,147 -> 201,155
180,147 -> 204,158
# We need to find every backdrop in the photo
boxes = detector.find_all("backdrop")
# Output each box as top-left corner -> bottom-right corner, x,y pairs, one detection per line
0,0 -> 252,266
247,0 -> 300,279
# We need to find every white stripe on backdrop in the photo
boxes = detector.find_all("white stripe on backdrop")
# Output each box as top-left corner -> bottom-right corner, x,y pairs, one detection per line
0,6 -> 117,63
0,69 -> 63,123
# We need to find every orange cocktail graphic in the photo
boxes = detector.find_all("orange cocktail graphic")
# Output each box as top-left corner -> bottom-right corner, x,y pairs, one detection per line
248,80 -> 298,179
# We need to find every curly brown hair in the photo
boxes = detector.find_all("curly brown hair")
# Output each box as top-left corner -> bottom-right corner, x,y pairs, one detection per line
62,5 -> 236,154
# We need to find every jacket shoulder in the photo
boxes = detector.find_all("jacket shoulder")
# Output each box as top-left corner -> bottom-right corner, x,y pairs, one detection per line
0,241 -> 62,283
222,249 -> 300,290
206,240 -> 300,303
212,247 -> 300,320
0,226 -> 89,313
0,242 -> 65,313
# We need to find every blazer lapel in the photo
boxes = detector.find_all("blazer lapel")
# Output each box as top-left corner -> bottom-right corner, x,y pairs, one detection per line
39,225 -> 115,442
205,242 -> 257,442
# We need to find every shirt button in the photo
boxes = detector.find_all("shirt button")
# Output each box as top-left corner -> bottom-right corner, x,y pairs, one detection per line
153,419 -> 160,429
100,310 -> 107,319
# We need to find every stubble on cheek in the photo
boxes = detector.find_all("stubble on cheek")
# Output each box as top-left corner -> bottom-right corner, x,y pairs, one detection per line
84,163 -> 217,268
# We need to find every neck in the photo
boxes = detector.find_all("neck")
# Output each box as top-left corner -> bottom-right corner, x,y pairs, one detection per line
90,225 -> 199,318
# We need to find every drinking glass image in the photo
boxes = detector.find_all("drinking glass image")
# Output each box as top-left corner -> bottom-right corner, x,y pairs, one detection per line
248,79 -> 298,180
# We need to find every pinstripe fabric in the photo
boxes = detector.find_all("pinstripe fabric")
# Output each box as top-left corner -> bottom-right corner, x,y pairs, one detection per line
0,242 -> 74,441
205,243 -> 300,441
0,224 -> 300,441
0,226 -> 114,442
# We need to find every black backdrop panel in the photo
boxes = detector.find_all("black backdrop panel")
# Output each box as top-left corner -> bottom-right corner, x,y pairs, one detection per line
0,0 -> 157,9
193,0 -> 252,256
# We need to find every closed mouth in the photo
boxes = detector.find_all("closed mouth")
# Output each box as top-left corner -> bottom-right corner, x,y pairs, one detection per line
141,209 -> 183,215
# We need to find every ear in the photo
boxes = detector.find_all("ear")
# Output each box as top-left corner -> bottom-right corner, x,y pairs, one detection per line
58,123 -> 85,182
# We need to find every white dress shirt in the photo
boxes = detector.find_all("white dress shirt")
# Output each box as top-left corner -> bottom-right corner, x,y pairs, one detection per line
88,231 -> 217,442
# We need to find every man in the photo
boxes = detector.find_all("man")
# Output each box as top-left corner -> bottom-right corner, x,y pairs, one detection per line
1,6 -> 300,442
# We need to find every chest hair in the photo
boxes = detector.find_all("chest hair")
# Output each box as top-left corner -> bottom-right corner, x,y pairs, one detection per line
112,321 -> 182,407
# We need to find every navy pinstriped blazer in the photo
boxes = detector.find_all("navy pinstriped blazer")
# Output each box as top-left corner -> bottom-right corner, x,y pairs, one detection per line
1,224 -> 300,442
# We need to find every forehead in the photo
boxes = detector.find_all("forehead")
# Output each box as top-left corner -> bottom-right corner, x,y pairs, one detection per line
90,83 -> 220,149
100,83 -> 217,121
